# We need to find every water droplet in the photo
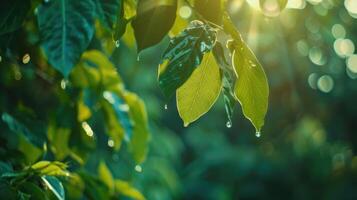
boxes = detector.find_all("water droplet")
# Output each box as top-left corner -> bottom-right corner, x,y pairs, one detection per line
260,0 -> 282,17
184,122 -> 189,127
137,55 -> 141,61
108,139 -> 115,147
82,122 -> 94,137
164,104 -> 168,110
255,131 -> 261,138
135,165 -> 142,173
60,79 -> 67,89
0,55 -> 2,63
22,53 -> 30,64
115,40 -> 120,48
226,121 -> 232,128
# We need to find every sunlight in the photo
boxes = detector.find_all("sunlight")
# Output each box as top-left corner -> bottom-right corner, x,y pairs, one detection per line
246,0 -> 260,10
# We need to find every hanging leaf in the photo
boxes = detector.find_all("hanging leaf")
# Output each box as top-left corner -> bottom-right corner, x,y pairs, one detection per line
132,0 -> 177,52
159,20 -> 217,98
177,52 -> 222,126
232,41 -> 269,133
212,42 -> 236,126
98,161 -> 114,193
37,0 -> 95,77
193,0 -> 222,25
93,0 -> 121,29
123,92 -> 150,164
0,0 -> 30,35
41,176 -> 65,200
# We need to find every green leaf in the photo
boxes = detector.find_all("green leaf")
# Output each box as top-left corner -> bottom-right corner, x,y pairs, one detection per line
132,0 -> 177,52
98,161 -> 114,193
177,52 -> 222,126
103,91 -> 133,142
37,0 -> 95,77
213,42 -> 236,126
19,182 -> 48,200
114,180 -> 145,200
159,20 -> 217,97
1,113 -> 45,147
31,161 -> 69,177
0,0 -> 30,35
232,42 -> 269,133
123,92 -> 150,164
41,176 -> 65,200
193,0 -> 222,25
93,0 -> 121,29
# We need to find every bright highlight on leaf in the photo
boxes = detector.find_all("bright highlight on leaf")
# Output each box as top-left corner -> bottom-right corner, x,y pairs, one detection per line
232,42 -> 269,133
177,52 -> 222,127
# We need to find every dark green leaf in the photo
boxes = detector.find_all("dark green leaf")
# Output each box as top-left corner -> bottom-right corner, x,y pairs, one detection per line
93,0 -> 121,29
132,0 -> 177,52
41,176 -> 65,200
19,182 -> 48,200
37,0 -> 95,77
1,113 -> 44,147
0,0 -> 30,35
158,20 -> 217,97
213,42 -> 236,126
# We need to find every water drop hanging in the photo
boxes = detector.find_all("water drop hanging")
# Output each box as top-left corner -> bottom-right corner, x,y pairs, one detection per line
22,54 -> 30,64
115,40 -> 120,48
255,131 -> 261,138
135,165 -> 142,173
164,104 -> 168,110
226,121 -> 232,128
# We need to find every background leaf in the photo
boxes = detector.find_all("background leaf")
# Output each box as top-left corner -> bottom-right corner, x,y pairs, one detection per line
0,0 -> 30,36
132,0 -> 177,52
41,176 -> 65,200
177,52 -> 222,126
37,0 -> 95,77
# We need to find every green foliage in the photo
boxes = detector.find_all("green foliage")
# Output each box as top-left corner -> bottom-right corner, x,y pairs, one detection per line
0,0 -> 283,198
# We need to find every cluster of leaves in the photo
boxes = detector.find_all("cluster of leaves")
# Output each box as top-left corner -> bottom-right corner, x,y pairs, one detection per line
0,0 -> 289,199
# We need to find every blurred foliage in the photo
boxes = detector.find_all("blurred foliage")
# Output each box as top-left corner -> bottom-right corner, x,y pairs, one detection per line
1,0 -> 357,199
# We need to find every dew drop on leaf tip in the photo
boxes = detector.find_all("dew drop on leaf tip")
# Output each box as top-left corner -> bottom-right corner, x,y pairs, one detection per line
255,131 -> 261,138
115,40 -> 120,48
226,121 -> 232,128
135,165 -> 142,173
164,104 -> 168,110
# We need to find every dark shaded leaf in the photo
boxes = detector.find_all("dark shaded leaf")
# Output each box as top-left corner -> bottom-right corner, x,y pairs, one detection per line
132,0 -> 177,52
158,20 -> 217,97
93,0 -> 121,29
37,0 -> 95,77
0,0 -> 30,35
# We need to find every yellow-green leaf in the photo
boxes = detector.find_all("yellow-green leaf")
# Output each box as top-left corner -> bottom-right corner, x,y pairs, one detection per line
115,180 -> 145,200
232,43 -> 269,133
177,52 -> 222,126
98,161 -> 114,193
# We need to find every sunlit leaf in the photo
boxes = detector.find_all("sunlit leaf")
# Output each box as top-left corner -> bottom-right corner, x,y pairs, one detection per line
37,0 -> 95,77
31,161 -> 69,177
232,42 -> 269,133
0,0 -> 30,35
159,20 -> 217,97
41,176 -> 65,200
177,52 -> 222,126
259,0 -> 287,17
132,0 -> 177,52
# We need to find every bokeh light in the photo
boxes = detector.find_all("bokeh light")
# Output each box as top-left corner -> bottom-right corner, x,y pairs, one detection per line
317,75 -> 334,93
